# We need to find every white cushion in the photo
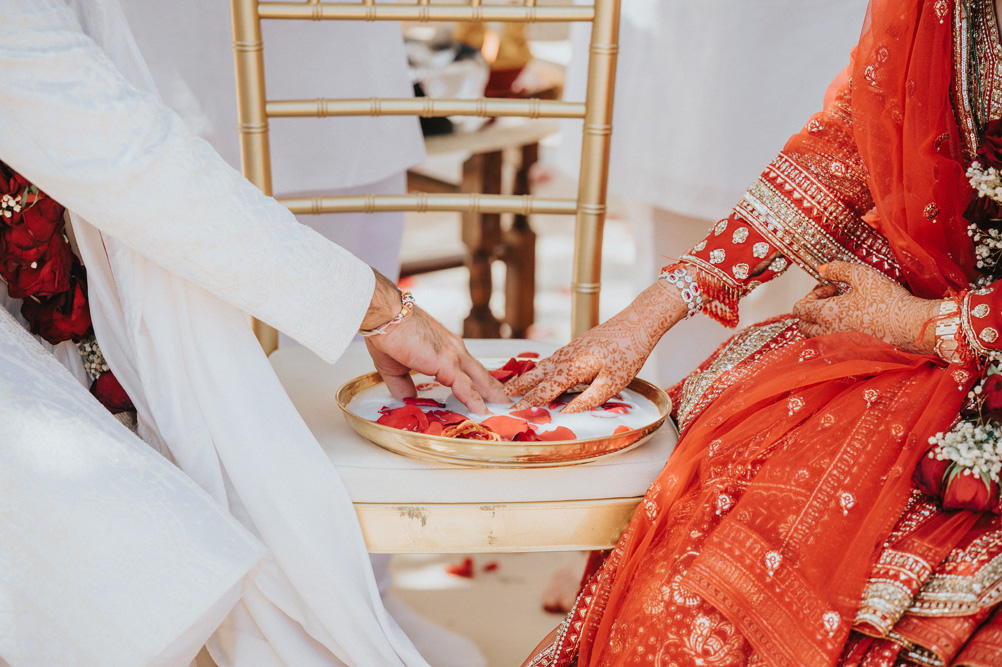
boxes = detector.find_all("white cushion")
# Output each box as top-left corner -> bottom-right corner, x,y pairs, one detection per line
271,339 -> 677,504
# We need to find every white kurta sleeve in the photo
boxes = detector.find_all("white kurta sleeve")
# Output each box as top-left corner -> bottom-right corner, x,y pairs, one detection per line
0,0 -> 374,363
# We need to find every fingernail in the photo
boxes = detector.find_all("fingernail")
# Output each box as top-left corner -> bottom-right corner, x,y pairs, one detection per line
817,263 -> 828,272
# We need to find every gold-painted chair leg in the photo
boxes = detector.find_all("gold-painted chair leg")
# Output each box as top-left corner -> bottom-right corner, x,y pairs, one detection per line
503,142 -> 538,339
462,151 -> 503,338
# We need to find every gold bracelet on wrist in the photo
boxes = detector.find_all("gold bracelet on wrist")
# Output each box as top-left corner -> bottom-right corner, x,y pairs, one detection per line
934,298 -> 961,363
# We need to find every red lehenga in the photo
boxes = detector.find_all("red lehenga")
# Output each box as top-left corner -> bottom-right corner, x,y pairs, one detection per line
530,0 -> 1002,665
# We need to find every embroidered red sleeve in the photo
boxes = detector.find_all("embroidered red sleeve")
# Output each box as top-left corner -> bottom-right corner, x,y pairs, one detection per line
962,284 -> 1002,359
680,214 -> 790,327
678,79 -> 903,327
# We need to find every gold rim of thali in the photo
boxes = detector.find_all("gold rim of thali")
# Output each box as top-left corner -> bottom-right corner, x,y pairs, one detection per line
335,362 -> 674,468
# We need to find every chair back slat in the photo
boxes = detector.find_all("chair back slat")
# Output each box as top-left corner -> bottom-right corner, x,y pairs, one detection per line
265,98 -> 585,120
256,3 -> 595,23
276,193 -> 578,217
230,0 -> 621,352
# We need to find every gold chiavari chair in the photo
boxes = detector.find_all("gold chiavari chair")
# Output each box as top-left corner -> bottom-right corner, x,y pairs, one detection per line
231,0 -> 677,554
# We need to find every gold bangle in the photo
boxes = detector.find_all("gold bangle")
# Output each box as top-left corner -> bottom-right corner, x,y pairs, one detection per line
934,299 -> 961,362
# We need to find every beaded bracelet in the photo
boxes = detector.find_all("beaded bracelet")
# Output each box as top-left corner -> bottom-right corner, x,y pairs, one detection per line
659,264 -> 705,319
361,291 -> 416,337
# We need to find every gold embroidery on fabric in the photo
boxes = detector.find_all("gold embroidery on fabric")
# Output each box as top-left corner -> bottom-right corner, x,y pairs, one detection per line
910,529 -> 1002,616
737,154 -> 901,282
953,0 -> 1002,159
679,253 -> 745,293
678,319 -> 799,431
855,548 -> 935,634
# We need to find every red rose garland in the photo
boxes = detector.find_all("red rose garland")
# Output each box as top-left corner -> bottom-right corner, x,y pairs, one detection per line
0,161 -> 133,415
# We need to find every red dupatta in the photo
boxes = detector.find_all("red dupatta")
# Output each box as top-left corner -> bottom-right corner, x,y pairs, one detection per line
829,0 -> 978,296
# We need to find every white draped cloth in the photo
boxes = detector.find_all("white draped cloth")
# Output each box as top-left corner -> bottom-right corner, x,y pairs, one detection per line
0,304 -> 264,666
0,1 -> 429,665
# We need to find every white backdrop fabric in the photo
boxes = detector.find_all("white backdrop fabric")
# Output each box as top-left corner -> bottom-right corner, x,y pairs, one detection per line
557,0 -> 871,220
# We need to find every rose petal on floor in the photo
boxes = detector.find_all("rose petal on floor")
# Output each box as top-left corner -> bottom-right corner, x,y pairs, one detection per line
446,557 -> 475,578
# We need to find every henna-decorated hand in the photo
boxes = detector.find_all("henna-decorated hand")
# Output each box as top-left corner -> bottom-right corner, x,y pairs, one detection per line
506,280 -> 687,413
792,261 -> 940,354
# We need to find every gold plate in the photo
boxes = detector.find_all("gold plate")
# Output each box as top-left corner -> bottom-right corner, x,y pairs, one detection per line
336,366 -> 673,468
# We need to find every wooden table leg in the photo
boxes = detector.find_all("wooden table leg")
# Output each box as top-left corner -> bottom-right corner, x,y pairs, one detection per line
502,142 -> 538,338
462,150 -> 503,338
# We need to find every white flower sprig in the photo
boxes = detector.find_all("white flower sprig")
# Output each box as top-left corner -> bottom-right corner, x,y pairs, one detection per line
77,333 -> 110,379
966,161 -> 1002,274
929,419 -> 1002,483
928,363 -> 1002,484
968,161 -> 1002,202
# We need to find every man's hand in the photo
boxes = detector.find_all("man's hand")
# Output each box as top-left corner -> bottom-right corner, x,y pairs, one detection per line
792,261 -> 940,353
362,271 -> 507,414
506,280 -> 686,413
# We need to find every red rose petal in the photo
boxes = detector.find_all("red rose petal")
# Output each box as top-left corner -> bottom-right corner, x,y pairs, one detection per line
511,359 -> 537,376
375,405 -> 430,432
403,397 -> 446,408
537,426 -> 577,441
516,351 -> 540,358
548,400 -> 566,411
513,429 -> 540,442
501,357 -> 537,376
510,407 -> 551,424
613,425 -> 631,434
481,415 -> 532,440
446,557 -> 474,578
490,357 -> 538,383
90,371 -> 135,414
429,409 -> 467,426
483,561 -> 499,572
425,421 -> 444,436
489,369 -> 516,382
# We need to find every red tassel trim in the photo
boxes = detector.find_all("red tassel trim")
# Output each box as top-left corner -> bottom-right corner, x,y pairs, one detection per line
695,271 -> 742,328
